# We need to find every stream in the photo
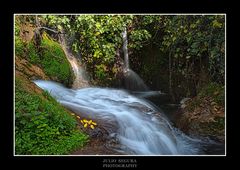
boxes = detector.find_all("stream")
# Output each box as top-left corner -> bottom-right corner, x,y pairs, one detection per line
34,80 -> 224,155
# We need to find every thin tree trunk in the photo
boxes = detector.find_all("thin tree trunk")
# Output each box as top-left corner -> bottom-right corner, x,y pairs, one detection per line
34,15 -> 42,53
169,48 -> 175,102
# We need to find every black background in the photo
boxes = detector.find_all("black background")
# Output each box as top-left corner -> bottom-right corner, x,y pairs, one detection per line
0,0 -> 236,169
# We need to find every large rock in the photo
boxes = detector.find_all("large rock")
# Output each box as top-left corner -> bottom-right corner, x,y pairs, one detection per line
176,96 -> 225,142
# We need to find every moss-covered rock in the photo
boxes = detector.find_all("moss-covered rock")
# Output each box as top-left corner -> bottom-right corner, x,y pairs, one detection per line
15,29 -> 74,87
40,32 -> 73,86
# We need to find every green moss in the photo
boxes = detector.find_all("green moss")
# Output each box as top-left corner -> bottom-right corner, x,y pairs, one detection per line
15,31 -> 74,87
15,76 -> 88,155
40,33 -> 73,86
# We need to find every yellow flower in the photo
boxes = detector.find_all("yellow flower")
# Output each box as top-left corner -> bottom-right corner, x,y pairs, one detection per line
90,125 -> 95,129
71,113 -> 75,116
88,120 -> 92,124
92,122 -> 97,126
83,119 -> 88,123
79,118 -> 97,129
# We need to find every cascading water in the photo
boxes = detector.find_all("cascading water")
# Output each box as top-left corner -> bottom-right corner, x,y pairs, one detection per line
59,34 -> 89,89
121,27 -> 149,91
122,27 -> 129,70
123,69 -> 149,91
34,80 -> 207,155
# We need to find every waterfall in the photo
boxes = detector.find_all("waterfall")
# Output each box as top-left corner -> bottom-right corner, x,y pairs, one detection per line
122,27 -> 148,91
123,69 -> 149,91
122,27 -> 129,70
34,80 -> 208,155
59,34 -> 89,89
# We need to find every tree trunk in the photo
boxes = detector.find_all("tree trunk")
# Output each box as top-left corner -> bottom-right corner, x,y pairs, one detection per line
169,48 -> 175,102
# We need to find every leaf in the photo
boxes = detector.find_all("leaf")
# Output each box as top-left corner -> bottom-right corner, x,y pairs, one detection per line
212,20 -> 222,28
95,22 -> 101,29
190,24 -> 196,29
172,36 -> 176,42
95,32 -> 100,36
57,25 -> 62,30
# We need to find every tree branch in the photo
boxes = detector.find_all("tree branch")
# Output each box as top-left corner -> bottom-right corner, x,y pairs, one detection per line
37,26 -> 65,34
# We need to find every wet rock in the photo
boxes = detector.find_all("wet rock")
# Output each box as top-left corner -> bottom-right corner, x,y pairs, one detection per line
180,97 -> 191,109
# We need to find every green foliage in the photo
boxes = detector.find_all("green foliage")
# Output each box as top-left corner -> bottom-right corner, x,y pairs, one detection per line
15,17 -> 26,58
15,36 -> 25,57
95,64 -> 107,80
27,42 -> 41,64
15,17 -> 21,37
161,15 -> 225,84
15,35 -> 40,64
74,15 -> 132,61
15,17 -> 25,57
15,77 -> 88,155
129,30 -> 152,50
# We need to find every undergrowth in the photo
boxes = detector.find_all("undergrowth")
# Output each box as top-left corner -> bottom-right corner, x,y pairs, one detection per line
15,77 -> 88,155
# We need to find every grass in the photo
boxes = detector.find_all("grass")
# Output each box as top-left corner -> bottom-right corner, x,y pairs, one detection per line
15,76 -> 88,155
